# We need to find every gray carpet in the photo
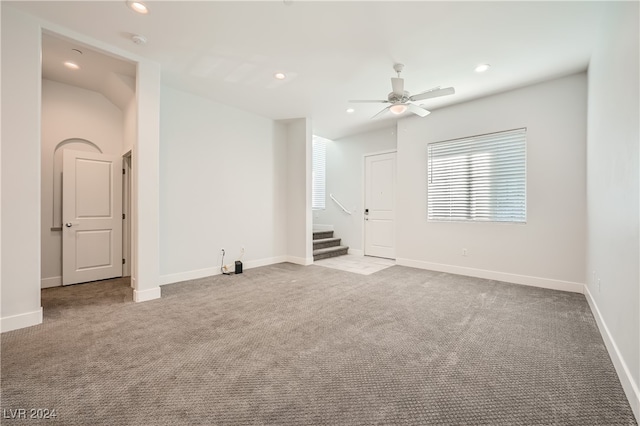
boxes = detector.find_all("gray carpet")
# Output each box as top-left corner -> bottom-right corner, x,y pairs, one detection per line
1,264 -> 636,425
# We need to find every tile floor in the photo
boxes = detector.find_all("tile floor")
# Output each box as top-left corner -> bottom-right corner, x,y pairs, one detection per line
313,254 -> 395,275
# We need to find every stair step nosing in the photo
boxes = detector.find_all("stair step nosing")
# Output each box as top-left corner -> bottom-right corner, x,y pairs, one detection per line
313,237 -> 341,244
313,245 -> 349,255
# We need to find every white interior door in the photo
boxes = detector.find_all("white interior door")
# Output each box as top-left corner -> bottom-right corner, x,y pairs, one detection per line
364,152 -> 396,259
62,150 -> 123,285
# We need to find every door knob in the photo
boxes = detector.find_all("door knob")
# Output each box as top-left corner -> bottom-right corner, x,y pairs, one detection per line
65,223 -> 73,227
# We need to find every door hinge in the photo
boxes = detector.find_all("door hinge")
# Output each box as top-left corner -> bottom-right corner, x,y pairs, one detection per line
122,213 -> 126,220
123,168 -> 125,175
122,259 -> 126,265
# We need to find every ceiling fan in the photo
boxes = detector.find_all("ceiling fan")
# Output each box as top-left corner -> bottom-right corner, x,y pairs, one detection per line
349,63 -> 455,118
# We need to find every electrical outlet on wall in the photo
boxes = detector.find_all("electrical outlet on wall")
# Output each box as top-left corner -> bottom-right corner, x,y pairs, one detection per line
462,248 -> 468,257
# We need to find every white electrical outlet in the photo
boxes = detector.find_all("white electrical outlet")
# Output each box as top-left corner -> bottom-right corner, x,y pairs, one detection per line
462,248 -> 468,256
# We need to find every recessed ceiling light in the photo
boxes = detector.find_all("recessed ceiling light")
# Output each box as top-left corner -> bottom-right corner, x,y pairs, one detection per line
346,108 -> 355,114
274,72 -> 286,80
127,1 -> 149,14
64,61 -> 80,70
475,64 -> 491,73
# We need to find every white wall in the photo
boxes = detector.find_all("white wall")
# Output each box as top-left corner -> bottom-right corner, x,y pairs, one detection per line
0,3 -> 3,332
286,118 -> 313,265
40,79 -> 125,287
314,127 -> 397,254
396,73 -> 587,292
158,86 -> 290,283
586,1 -> 639,417
1,6 -> 43,331
123,96 -> 137,153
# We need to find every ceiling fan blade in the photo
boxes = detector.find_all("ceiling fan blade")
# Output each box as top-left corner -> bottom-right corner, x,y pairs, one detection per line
371,106 -> 390,119
407,103 -> 431,117
413,86 -> 440,95
409,87 -> 455,102
391,77 -> 404,97
348,99 -> 389,103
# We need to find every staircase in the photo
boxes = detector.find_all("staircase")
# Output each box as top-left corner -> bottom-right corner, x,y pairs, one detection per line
313,230 -> 348,261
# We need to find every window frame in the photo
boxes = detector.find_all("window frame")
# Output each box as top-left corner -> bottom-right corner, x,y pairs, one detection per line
312,136 -> 327,211
427,128 -> 527,224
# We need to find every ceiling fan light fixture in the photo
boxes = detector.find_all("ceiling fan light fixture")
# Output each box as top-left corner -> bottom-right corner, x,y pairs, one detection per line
475,63 -> 491,73
389,104 -> 407,115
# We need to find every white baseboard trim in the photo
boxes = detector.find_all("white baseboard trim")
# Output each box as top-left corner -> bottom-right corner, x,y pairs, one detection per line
313,224 -> 334,232
133,287 -> 161,303
286,256 -> 314,266
584,286 -> 640,420
160,266 -> 221,286
1,308 -> 43,333
159,256 -> 289,286
348,249 -> 364,256
245,256 -> 288,269
395,258 -> 584,294
41,276 -> 62,289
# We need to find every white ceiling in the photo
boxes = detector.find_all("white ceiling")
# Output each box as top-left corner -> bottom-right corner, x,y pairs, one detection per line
42,33 -> 136,109
10,1 -> 605,140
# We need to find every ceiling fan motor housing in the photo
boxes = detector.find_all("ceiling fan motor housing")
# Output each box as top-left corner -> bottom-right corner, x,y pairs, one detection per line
388,91 -> 411,104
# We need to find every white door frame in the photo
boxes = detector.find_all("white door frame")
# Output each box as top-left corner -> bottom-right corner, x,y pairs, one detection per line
122,151 -> 132,280
362,149 -> 397,258
39,25 -> 160,302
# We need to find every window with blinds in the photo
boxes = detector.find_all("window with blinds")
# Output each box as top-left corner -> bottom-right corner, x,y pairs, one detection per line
312,136 -> 327,210
427,128 -> 526,223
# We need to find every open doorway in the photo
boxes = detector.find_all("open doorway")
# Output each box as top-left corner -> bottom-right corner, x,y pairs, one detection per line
40,31 -> 136,291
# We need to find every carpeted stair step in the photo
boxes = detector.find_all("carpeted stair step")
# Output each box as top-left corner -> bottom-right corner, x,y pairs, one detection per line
313,230 -> 334,240
313,245 -> 349,261
313,237 -> 341,250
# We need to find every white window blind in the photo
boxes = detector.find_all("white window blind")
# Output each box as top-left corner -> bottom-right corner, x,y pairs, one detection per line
312,136 -> 327,210
427,128 -> 526,222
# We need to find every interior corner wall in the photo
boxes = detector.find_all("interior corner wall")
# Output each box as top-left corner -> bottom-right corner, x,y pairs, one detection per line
586,1 -> 639,417
396,73 -> 587,292
313,127 -> 397,254
285,118 -> 313,265
40,79 -> 125,287
1,6 -> 43,331
158,86 -> 289,284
